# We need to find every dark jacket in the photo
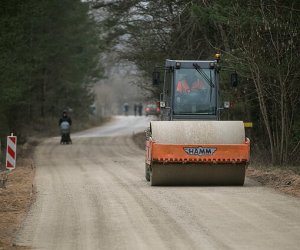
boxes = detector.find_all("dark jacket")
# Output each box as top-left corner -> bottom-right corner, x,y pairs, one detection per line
59,115 -> 72,126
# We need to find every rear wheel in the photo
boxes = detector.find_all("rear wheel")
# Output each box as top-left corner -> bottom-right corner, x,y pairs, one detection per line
145,164 -> 150,182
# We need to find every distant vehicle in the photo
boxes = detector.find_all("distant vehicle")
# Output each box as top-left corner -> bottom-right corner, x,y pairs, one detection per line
145,103 -> 160,116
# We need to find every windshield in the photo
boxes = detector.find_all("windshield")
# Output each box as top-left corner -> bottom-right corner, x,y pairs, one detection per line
173,68 -> 216,115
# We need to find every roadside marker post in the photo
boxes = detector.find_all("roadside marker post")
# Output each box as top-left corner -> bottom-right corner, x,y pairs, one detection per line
6,133 -> 17,170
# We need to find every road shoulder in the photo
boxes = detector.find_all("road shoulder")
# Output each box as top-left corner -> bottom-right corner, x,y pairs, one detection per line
0,139 -> 37,250
247,166 -> 300,198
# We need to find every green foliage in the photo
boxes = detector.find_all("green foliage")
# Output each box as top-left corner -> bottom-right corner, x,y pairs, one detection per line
0,0 -> 103,139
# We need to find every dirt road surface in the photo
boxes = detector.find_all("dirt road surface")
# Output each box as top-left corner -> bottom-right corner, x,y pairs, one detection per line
15,116 -> 300,250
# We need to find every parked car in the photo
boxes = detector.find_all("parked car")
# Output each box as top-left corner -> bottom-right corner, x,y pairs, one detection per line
145,103 -> 160,116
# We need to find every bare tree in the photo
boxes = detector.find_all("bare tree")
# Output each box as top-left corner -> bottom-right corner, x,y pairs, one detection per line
224,1 -> 300,165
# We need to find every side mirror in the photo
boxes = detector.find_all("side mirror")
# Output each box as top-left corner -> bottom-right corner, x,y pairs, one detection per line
231,72 -> 238,87
152,71 -> 160,85
159,101 -> 166,108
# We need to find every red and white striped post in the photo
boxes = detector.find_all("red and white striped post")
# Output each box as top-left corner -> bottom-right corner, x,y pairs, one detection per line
6,133 -> 17,170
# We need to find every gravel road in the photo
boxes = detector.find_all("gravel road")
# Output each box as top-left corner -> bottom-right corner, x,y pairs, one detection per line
15,116 -> 300,250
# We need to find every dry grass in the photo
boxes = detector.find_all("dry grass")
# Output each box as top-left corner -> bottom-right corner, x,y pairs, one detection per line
0,157 -> 34,250
247,166 -> 300,198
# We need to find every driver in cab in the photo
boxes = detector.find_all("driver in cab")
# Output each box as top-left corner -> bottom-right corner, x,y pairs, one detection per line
176,73 -> 206,93
175,72 -> 209,113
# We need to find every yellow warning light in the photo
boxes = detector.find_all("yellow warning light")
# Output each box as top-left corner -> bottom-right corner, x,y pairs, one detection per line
244,122 -> 253,128
214,53 -> 221,61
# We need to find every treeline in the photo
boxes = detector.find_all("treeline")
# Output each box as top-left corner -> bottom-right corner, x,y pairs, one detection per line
0,0 -> 102,141
95,0 -> 300,166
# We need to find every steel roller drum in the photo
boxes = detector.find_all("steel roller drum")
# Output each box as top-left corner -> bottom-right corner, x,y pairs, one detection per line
150,163 -> 246,186
149,121 -> 247,186
150,121 -> 245,145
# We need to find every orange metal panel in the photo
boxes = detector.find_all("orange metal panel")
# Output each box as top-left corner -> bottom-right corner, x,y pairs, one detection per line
147,138 -> 250,164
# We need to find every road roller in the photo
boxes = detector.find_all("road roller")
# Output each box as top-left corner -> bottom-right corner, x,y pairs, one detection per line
145,58 -> 250,186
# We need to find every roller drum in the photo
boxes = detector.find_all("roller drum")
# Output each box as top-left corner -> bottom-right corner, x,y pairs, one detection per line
150,163 -> 246,186
150,121 -> 245,144
148,121 -> 247,186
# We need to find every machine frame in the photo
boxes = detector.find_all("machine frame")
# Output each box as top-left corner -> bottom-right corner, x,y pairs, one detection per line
146,58 -> 250,186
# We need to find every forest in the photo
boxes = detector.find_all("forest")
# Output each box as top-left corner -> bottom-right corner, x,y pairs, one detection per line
0,0 -> 299,166
94,0 -> 300,166
0,0 -> 102,142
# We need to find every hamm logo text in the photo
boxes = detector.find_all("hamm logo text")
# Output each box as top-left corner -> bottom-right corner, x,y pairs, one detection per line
184,147 -> 217,156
